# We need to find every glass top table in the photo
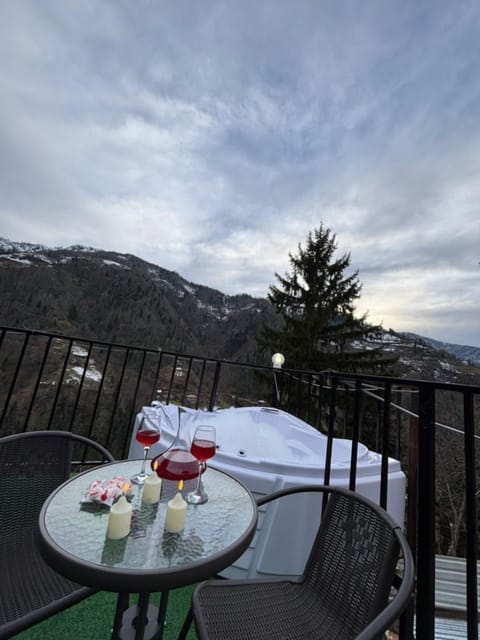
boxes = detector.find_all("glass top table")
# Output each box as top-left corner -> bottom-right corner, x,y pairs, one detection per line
39,460 -> 257,639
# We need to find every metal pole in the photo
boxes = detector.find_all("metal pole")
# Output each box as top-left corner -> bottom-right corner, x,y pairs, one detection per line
415,383 -> 436,640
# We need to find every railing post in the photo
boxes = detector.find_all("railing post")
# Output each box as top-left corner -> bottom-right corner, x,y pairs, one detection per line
323,376 -> 337,487
406,389 -> 418,554
463,389 -> 478,638
0,331 -> 31,430
208,361 -> 222,411
379,383 -> 392,512
401,387 -> 418,640
349,380 -> 362,491
415,383 -> 436,640
272,369 -> 282,408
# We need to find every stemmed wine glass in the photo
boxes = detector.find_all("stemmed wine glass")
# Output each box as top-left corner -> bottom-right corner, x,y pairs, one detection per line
131,415 -> 161,484
185,425 -> 216,504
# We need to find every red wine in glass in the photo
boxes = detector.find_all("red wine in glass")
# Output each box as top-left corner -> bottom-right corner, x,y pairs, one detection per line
136,428 -> 161,447
190,439 -> 216,462
186,425 -> 216,505
131,416 -> 161,484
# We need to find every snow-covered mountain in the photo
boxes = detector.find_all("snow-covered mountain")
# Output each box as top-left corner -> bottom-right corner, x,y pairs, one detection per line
0,237 -> 478,382
403,333 -> 480,367
0,237 -> 278,363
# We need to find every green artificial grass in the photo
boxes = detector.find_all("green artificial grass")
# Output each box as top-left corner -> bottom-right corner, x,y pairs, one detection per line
14,586 -> 198,640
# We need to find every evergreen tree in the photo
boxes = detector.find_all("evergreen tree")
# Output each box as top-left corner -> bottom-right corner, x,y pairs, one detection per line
258,225 -> 396,373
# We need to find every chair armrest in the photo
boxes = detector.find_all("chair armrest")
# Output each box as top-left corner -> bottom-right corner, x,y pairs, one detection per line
256,484 -> 334,507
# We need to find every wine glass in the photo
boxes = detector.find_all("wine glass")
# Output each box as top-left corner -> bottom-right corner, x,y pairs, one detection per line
185,425 -> 216,504
131,415 -> 161,484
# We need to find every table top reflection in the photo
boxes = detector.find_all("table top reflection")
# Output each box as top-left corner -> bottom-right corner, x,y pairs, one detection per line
39,460 -> 257,594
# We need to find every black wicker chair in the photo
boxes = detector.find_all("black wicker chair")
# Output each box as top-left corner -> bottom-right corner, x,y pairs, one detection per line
188,485 -> 415,640
0,430 -> 115,639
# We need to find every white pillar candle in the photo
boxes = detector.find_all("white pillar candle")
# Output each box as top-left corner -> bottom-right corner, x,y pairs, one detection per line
164,483 -> 187,533
106,495 -> 132,540
142,471 -> 162,504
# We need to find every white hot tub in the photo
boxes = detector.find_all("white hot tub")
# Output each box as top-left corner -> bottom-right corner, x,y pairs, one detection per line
128,404 -> 406,579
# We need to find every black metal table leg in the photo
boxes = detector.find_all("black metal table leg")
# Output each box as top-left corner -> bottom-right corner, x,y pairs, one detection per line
152,591 -> 170,640
113,592 -> 165,640
177,607 -> 193,640
134,593 -> 150,640
112,593 -> 130,639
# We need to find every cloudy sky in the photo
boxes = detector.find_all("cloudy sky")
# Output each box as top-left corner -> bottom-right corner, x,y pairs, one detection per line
1,1 -> 479,347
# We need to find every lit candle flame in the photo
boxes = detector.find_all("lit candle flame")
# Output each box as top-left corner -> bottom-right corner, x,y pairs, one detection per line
178,480 -> 184,491
122,482 -> 129,494
153,460 -> 158,472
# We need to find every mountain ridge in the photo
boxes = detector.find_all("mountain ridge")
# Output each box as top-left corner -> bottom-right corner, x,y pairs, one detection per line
403,333 -> 480,367
1,237 -> 479,383
0,237 -> 279,364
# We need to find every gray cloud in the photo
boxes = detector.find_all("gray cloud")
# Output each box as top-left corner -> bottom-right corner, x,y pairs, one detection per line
0,0 -> 479,346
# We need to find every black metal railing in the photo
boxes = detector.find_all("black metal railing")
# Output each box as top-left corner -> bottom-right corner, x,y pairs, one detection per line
275,368 -> 479,640
0,325 -> 269,458
0,325 -> 478,639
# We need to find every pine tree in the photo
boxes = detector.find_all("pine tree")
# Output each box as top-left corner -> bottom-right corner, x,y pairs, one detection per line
258,225 -> 396,373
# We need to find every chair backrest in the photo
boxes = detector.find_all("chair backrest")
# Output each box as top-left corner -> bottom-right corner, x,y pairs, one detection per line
303,488 -> 399,636
0,431 -> 115,638
257,484 -> 413,639
0,431 -> 114,540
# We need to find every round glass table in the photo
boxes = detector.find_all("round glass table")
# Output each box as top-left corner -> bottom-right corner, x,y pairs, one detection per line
39,460 -> 257,640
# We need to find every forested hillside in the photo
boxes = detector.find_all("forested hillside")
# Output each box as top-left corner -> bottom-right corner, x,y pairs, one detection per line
0,242 -> 278,365
1,239 -> 479,385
